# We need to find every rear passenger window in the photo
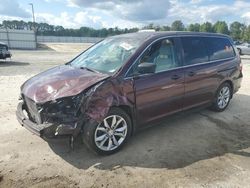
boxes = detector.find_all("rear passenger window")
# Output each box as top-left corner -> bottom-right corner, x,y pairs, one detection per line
181,37 -> 208,65
205,37 -> 235,61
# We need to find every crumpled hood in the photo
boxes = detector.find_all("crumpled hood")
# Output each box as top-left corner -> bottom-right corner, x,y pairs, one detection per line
21,65 -> 109,103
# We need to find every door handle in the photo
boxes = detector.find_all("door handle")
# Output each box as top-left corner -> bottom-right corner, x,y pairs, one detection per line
188,71 -> 195,77
171,74 -> 181,80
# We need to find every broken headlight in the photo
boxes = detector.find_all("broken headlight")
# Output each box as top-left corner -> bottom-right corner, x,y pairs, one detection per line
40,93 -> 84,123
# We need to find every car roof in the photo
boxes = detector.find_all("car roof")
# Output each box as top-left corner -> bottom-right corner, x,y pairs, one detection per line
111,31 -> 230,41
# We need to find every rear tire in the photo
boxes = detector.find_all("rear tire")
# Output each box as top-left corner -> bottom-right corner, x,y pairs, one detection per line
210,82 -> 232,112
83,108 -> 132,155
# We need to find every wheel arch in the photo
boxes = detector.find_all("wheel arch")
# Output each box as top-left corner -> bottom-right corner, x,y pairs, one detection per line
220,80 -> 234,98
110,105 -> 137,135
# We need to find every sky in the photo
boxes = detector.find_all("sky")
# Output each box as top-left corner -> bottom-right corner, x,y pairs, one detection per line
0,0 -> 250,29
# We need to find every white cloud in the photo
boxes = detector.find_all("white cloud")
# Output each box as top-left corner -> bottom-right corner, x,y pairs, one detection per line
36,12 -> 77,28
68,0 -> 170,22
168,0 -> 250,25
36,11 -> 123,29
0,15 -> 28,24
2,0 -> 250,29
0,0 -> 30,18
242,12 -> 250,19
65,0 -> 250,28
241,12 -> 250,24
74,11 -> 104,28
190,0 -> 203,4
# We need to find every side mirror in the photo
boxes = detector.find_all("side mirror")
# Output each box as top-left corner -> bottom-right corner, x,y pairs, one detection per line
138,62 -> 156,74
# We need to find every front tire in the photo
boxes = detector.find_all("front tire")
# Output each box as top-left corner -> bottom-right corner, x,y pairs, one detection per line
211,82 -> 232,112
83,108 -> 132,155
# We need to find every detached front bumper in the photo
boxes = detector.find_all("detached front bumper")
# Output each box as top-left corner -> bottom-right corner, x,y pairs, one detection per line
16,102 -> 81,138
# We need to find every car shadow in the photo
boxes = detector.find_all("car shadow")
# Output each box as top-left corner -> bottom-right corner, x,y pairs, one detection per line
0,61 -> 30,67
47,93 -> 250,170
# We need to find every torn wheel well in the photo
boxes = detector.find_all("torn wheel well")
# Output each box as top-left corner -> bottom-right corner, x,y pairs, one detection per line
110,105 -> 136,134
114,105 -> 132,118
223,80 -> 234,98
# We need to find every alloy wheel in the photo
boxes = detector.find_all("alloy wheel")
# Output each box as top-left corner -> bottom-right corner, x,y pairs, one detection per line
217,86 -> 230,109
94,115 -> 128,151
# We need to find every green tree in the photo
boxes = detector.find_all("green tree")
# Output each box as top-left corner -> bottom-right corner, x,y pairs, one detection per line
200,22 -> 214,32
160,25 -> 171,31
2,19 -> 250,41
1,20 -> 140,37
154,25 -> 161,31
230,21 -> 244,40
171,20 -> 185,31
128,28 -> 139,33
188,23 -> 200,32
242,25 -> 250,42
213,21 -> 229,34
143,23 -> 154,29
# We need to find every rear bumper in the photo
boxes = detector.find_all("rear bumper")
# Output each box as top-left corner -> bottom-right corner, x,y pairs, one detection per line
233,74 -> 243,94
16,102 -> 81,138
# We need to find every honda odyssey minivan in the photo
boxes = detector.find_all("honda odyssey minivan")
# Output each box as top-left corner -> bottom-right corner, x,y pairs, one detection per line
16,32 -> 242,155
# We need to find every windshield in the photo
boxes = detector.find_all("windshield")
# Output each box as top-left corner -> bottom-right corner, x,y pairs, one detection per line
70,37 -> 143,74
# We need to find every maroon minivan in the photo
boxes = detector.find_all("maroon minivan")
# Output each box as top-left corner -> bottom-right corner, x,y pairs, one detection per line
16,32 -> 243,155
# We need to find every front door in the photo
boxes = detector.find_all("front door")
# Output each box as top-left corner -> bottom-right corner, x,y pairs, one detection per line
127,37 -> 184,125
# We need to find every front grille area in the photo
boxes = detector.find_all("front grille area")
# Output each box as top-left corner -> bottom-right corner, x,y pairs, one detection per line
23,96 -> 42,124
21,94 -> 82,125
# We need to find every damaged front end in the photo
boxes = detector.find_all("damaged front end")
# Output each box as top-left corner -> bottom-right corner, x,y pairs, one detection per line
16,64 -> 111,139
16,92 -> 85,138
16,65 -> 135,145
16,76 -> 135,140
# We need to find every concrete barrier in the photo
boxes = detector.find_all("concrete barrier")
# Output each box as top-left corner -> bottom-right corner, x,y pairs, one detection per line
37,36 -> 103,43
0,29 -> 36,49
0,29 -> 103,49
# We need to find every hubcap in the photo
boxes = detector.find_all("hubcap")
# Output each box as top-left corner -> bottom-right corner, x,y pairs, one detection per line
94,115 -> 128,151
217,86 -> 230,109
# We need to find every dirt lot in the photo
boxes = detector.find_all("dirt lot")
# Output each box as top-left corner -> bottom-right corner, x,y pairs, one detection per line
0,44 -> 250,188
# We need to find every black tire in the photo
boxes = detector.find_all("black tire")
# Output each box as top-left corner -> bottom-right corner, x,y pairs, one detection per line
210,82 -> 232,112
83,108 -> 132,155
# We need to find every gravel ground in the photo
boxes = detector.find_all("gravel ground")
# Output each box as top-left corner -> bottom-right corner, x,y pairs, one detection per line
0,45 -> 250,188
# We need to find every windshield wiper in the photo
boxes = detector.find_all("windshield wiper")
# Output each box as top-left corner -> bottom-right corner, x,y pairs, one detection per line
80,66 -> 100,73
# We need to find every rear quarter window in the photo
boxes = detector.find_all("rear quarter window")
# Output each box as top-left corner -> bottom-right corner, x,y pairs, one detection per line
205,37 -> 235,61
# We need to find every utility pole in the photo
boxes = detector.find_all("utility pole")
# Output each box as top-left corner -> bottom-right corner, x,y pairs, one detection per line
29,3 -> 37,49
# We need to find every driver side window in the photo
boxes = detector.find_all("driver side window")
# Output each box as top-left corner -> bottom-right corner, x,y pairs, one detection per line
128,38 -> 179,76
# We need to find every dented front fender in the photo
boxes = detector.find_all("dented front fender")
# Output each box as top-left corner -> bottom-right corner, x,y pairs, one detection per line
81,77 -> 135,123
